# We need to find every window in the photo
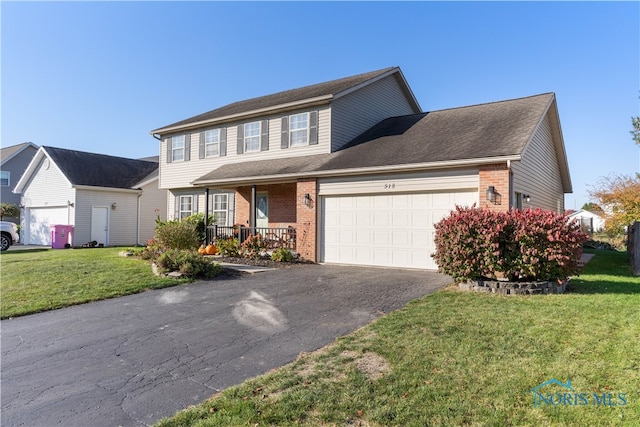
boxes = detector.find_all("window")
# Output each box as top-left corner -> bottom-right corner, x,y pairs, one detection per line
178,195 -> 193,219
0,171 -> 9,187
244,122 -> 261,152
289,113 -> 309,147
212,194 -> 228,225
172,135 -> 185,162
205,129 -> 220,157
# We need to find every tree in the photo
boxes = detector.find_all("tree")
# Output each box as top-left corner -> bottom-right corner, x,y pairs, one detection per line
0,203 -> 20,220
581,202 -> 604,214
589,174 -> 640,234
632,115 -> 640,146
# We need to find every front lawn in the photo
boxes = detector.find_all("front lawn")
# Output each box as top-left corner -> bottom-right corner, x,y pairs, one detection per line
0,247 -> 190,318
157,249 -> 640,426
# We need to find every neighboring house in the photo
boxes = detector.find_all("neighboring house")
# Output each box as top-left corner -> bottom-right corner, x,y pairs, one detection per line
568,209 -> 605,234
0,142 -> 39,223
13,146 -> 166,246
150,66 -> 572,269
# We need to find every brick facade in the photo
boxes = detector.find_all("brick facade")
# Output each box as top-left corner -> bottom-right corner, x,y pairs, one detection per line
479,163 -> 511,212
233,180 -> 318,262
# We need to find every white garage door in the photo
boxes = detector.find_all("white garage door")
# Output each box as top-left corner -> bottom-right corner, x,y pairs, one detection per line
320,191 -> 478,269
27,207 -> 69,245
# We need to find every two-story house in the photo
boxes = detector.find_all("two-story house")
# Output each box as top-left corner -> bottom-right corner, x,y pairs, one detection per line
151,67 -> 571,269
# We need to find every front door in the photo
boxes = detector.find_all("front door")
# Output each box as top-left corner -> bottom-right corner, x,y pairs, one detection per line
256,194 -> 268,229
91,206 -> 109,245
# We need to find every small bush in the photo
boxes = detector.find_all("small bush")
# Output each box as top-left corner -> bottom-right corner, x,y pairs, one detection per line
154,220 -> 200,250
240,234 -> 268,260
155,249 -> 222,278
271,247 -> 294,262
217,238 -> 240,257
432,206 -> 588,282
183,213 -> 215,242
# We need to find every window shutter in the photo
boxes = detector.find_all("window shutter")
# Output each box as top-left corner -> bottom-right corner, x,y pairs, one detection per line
199,132 -> 205,159
184,134 -> 191,161
193,194 -> 199,213
220,127 -> 227,157
166,138 -> 173,163
228,192 -> 235,226
237,125 -> 244,154
281,116 -> 289,149
174,196 -> 179,219
309,111 -> 318,145
260,119 -> 269,151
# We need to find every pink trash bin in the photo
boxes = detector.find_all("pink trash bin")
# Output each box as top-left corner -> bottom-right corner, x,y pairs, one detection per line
51,224 -> 74,249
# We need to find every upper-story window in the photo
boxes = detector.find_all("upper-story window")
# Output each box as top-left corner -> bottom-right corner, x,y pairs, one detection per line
0,171 -> 9,187
289,113 -> 309,147
281,111 -> 318,149
205,129 -> 220,157
171,135 -> 186,162
244,122 -> 261,153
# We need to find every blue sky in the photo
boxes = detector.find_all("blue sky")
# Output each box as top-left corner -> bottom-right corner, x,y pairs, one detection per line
2,1 -> 638,209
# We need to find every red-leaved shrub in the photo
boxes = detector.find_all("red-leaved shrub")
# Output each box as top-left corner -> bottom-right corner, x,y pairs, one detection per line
432,206 -> 588,282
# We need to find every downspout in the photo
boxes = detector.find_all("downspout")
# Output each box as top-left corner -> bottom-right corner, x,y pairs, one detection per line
136,191 -> 143,245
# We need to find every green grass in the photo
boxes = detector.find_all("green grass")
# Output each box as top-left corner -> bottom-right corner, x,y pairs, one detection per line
0,247 -> 189,318
156,249 -> 640,426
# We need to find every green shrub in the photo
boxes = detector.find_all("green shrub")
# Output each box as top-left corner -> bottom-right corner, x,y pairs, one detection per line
432,206 -> 588,282
154,220 -> 200,250
271,247 -> 294,262
240,234 -> 268,259
155,249 -> 222,278
217,238 -> 240,257
183,213 -> 215,242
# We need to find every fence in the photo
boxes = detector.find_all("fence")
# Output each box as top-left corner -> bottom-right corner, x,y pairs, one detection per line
627,222 -> 640,276
206,225 -> 296,250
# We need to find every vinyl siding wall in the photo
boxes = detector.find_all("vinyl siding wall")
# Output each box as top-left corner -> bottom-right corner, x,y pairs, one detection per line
511,113 -> 565,212
331,74 -> 419,152
75,189 -> 140,246
159,106 -> 331,189
20,157 -> 74,210
1,146 -> 38,211
139,180 -> 167,243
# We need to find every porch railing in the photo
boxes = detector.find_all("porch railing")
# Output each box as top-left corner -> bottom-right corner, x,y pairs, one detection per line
206,225 -> 296,250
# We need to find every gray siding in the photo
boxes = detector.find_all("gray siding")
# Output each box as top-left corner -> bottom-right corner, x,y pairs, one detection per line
1,145 -> 38,218
139,180 -> 167,243
511,114 -> 565,212
331,74 -> 419,152
75,189 -> 140,246
20,157 -> 74,210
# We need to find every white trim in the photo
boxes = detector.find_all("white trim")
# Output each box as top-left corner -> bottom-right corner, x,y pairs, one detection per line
73,185 -> 142,194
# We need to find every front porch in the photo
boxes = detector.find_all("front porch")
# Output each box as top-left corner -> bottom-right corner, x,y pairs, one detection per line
206,225 -> 296,250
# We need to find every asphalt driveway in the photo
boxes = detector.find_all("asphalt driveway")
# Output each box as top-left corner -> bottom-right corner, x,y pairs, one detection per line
1,264 -> 450,427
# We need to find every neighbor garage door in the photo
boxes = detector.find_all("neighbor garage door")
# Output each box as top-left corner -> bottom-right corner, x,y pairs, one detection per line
27,207 -> 69,245
320,191 -> 477,269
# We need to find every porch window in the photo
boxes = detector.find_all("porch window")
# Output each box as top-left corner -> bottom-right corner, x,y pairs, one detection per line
212,194 -> 228,225
0,171 -> 9,187
205,129 -> 220,157
172,135 -> 186,162
289,113 -> 309,147
178,195 -> 193,220
244,122 -> 261,152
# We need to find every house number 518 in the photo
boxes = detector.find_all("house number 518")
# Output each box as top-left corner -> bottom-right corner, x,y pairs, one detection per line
384,183 -> 396,190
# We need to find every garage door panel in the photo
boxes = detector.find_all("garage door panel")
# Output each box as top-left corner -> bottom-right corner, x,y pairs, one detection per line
28,207 -> 68,245
321,191 -> 477,269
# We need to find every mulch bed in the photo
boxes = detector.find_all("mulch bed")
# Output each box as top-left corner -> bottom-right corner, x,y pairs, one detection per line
215,255 -> 315,269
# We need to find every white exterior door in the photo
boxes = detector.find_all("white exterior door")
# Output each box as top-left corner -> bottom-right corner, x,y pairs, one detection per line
320,191 -> 477,269
27,207 -> 69,245
91,206 -> 109,245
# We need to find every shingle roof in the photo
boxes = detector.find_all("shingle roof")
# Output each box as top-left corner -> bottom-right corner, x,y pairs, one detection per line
153,67 -> 399,132
193,93 -> 555,185
44,146 -> 159,189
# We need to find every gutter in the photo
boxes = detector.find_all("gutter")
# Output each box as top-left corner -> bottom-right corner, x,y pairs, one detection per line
191,155 -> 522,187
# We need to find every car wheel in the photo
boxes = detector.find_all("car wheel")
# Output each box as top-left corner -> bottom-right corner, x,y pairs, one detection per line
0,233 -> 10,251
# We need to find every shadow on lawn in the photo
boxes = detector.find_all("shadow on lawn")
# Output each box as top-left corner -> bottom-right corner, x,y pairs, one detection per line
569,249 -> 640,295
1,248 -> 50,255
569,279 -> 640,295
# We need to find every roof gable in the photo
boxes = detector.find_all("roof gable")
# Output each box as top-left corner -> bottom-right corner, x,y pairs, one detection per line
152,67 -> 419,134
1,142 -> 38,166
41,146 -> 158,189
